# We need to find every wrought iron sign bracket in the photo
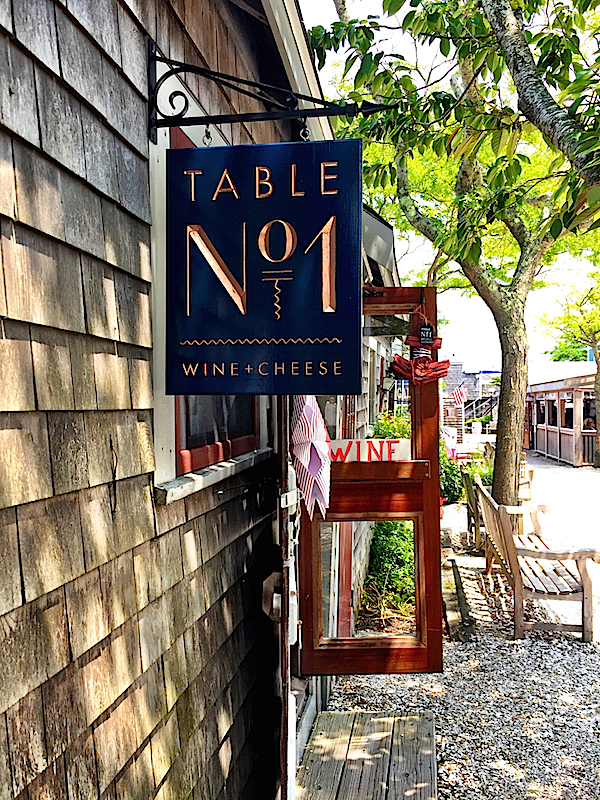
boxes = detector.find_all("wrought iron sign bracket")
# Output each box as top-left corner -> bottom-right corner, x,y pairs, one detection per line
148,40 -> 397,143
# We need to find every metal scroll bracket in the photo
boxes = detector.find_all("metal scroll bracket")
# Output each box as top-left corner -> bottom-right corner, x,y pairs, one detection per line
148,40 -> 398,143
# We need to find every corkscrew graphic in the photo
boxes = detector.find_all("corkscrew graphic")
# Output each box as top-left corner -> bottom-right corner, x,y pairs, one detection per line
262,270 -> 293,319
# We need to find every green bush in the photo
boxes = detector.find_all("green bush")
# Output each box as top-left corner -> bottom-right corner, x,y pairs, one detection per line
371,408 -> 463,503
466,415 -> 492,426
466,458 -> 494,487
439,444 -> 463,503
372,407 -> 411,439
367,520 -> 415,604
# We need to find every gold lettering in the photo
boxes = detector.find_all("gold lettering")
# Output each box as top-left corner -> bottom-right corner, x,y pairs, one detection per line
258,362 -> 269,375
213,363 -> 226,376
319,361 -> 328,375
305,216 -> 336,312
257,219 -> 297,263
304,361 -> 313,375
290,164 -> 305,197
291,361 -> 299,376
212,169 -> 240,200
182,363 -> 199,376
184,170 -> 203,201
320,161 -> 338,195
230,362 -> 239,376
274,362 -> 285,375
187,222 -> 247,315
333,360 -> 342,376
255,166 -> 273,199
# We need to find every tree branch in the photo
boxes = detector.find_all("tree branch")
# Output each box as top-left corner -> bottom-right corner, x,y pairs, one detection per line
501,206 -> 529,248
395,159 -> 441,244
481,0 -> 600,185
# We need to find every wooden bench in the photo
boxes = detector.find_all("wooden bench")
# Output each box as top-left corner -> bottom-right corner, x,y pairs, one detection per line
296,711 -> 437,799
475,476 -> 600,641
460,467 -> 484,550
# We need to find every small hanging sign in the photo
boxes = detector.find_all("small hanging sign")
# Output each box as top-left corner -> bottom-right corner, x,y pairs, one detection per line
419,324 -> 434,345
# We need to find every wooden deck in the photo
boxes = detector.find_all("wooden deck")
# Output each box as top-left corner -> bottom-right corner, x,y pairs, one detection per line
295,711 -> 437,799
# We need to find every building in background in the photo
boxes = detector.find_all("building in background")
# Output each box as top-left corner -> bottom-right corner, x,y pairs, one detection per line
526,363 -> 597,465
443,362 -> 500,441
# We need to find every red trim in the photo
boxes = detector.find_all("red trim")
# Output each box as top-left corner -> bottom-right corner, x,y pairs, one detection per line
176,398 -> 259,475
170,127 -> 196,149
337,522 -> 353,637
178,433 -> 259,474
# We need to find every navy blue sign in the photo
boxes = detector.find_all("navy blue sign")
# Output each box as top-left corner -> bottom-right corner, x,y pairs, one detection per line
166,139 -> 362,394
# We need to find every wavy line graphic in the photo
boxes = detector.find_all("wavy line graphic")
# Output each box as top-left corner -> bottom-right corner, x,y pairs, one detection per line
180,337 -> 343,346
273,280 -> 282,320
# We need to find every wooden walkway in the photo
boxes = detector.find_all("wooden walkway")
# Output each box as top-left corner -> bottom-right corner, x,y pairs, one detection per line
295,711 -> 437,799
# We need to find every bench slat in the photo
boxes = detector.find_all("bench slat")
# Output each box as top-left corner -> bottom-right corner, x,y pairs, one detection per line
553,562 -> 582,592
517,557 -> 548,594
518,534 -> 582,594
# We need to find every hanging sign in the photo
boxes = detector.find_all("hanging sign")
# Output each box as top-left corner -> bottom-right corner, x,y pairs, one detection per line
166,139 -> 362,394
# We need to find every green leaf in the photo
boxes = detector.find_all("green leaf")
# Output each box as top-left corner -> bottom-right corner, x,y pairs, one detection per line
468,239 -> 482,263
440,37 -> 450,57
401,10 -> 416,30
490,130 -> 502,157
548,218 -> 563,240
586,185 -> 600,206
383,0 -> 406,12
506,129 -> 518,161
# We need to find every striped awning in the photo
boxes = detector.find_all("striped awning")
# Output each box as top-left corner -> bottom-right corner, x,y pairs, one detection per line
290,396 -> 331,519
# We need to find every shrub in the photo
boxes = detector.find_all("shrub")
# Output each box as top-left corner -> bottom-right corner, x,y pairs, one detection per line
466,458 -> 494,487
372,407 -> 411,439
367,520 -> 415,604
439,444 -> 463,503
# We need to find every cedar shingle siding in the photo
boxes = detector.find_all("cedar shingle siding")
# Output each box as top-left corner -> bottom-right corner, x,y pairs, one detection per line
0,1 -> 282,798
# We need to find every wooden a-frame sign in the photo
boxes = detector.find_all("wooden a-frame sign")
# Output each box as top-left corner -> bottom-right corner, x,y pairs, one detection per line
299,287 -> 443,674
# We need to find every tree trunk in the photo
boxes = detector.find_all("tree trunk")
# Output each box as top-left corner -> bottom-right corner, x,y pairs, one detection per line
491,302 -> 529,505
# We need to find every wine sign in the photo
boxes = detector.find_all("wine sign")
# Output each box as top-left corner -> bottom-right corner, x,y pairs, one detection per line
329,439 -> 411,462
166,139 -> 362,394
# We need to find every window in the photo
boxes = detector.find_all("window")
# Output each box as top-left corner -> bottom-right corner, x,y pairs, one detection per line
171,128 -> 258,476
547,399 -> 558,427
177,395 -> 258,474
560,397 -> 573,429
536,399 -> 545,424
583,394 -> 596,429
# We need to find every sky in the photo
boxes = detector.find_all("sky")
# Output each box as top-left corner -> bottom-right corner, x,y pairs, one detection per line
297,0 -> 593,375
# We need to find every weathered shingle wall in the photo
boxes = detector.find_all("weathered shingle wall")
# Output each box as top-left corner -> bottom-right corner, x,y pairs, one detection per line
0,1 -> 281,798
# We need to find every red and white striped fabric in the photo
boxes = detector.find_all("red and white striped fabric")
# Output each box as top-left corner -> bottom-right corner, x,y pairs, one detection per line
451,381 -> 468,407
290,396 -> 331,519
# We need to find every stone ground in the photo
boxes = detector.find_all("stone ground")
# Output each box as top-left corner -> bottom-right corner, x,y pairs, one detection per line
328,454 -> 600,799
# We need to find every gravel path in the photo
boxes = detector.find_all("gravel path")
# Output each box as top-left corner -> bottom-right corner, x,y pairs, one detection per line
329,629 -> 600,799
328,457 -> 600,799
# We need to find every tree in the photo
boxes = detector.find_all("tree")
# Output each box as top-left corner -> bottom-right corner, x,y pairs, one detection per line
310,0 -> 600,503
546,337 -> 588,361
543,274 -> 600,465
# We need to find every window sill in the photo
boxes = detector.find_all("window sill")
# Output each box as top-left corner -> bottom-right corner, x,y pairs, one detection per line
154,447 -> 273,505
